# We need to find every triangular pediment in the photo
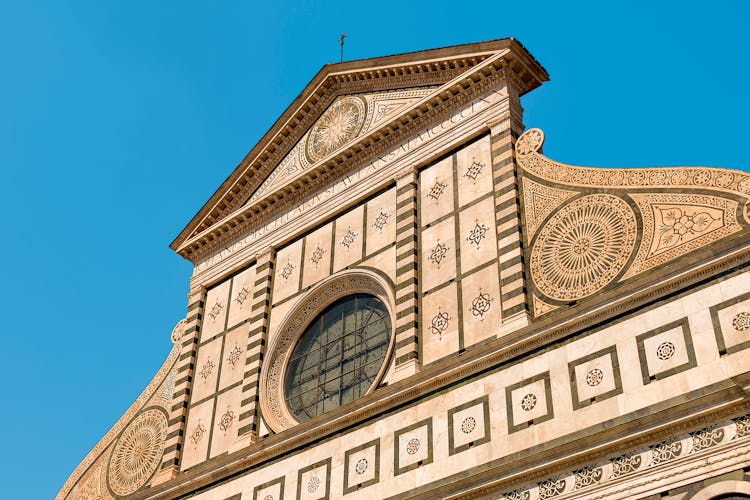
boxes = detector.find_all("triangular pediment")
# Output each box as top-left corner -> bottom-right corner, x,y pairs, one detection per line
245,87 -> 435,206
170,38 -> 549,262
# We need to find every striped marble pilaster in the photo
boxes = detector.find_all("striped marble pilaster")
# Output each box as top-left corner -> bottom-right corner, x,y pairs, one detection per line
236,248 -> 275,441
160,285 -> 206,476
488,96 -> 531,328
392,168 -> 420,380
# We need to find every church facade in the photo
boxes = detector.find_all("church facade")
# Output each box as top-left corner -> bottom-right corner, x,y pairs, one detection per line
59,39 -> 750,500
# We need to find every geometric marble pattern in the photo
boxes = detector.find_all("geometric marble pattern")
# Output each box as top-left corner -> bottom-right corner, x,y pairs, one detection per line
635,318 -> 697,385
343,438 -> 380,494
505,372 -> 554,433
568,346 -> 623,409
394,418 -> 433,475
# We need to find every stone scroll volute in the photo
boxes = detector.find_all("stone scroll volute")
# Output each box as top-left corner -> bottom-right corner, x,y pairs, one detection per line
517,128 -> 750,316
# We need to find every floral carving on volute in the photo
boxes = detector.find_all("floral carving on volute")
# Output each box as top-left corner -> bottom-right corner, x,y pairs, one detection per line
530,194 -> 637,302
626,194 -> 740,279
515,128 -> 544,156
107,408 -> 168,497
654,206 -> 722,252
521,177 -> 577,243
305,96 -> 367,164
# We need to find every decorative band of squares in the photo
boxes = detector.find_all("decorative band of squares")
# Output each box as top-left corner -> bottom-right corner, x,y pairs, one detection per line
224,313 -> 740,498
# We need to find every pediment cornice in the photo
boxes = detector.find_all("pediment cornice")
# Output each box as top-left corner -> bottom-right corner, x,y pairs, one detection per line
171,39 -> 548,262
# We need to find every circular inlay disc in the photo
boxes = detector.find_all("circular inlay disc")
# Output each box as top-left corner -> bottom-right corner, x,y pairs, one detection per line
107,408 -> 168,497
531,194 -> 637,301
305,96 -> 367,164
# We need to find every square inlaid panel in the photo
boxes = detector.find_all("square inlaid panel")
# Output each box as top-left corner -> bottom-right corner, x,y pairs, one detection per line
636,318 -> 696,384
505,372 -> 554,433
192,336 -> 222,403
180,398 -> 214,471
343,438 -> 380,494
302,222 -> 333,290
419,156 -> 455,226
296,458 -> 331,500
226,265 -> 256,330
366,188 -> 396,256
218,323 -> 250,391
456,135 -> 492,208
394,418 -> 433,475
201,279 -> 231,342
568,345 -> 623,410
448,395 -> 491,455
253,476 -> 285,500
710,290 -> 750,355
421,283 -> 459,366
333,205 -> 364,272
458,195 -> 497,275
273,239 -> 303,304
420,216 -> 457,293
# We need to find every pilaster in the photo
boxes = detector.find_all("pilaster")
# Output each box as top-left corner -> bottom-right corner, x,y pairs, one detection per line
391,168 -> 421,381
488,83 -> 532,330
235,248 -> 275,445
159,285 -> 206,477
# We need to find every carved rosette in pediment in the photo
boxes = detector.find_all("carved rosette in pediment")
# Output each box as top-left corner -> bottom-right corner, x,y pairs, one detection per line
517,128 -> 750,316
245,88 -> 434,207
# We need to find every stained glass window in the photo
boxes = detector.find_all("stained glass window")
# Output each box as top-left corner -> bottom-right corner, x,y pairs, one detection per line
284,293 -> 391,422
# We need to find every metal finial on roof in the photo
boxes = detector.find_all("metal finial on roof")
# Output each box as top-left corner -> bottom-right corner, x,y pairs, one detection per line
338,33 -> 348,63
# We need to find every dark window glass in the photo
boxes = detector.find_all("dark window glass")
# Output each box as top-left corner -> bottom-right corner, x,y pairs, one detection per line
284,293 -> 391,422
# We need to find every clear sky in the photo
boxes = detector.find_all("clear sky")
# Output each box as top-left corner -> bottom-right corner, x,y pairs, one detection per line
1,1 -> 747,498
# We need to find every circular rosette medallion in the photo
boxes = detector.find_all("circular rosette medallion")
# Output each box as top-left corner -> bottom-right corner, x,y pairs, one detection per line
531,194 -> 637,301
107,407 -> 168,497
305,96 -> 367,164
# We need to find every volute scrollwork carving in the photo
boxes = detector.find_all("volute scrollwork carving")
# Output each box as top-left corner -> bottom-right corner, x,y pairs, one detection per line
518,127 -> 750,313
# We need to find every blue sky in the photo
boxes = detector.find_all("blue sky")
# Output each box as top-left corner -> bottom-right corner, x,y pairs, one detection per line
1,1 -> 747,498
